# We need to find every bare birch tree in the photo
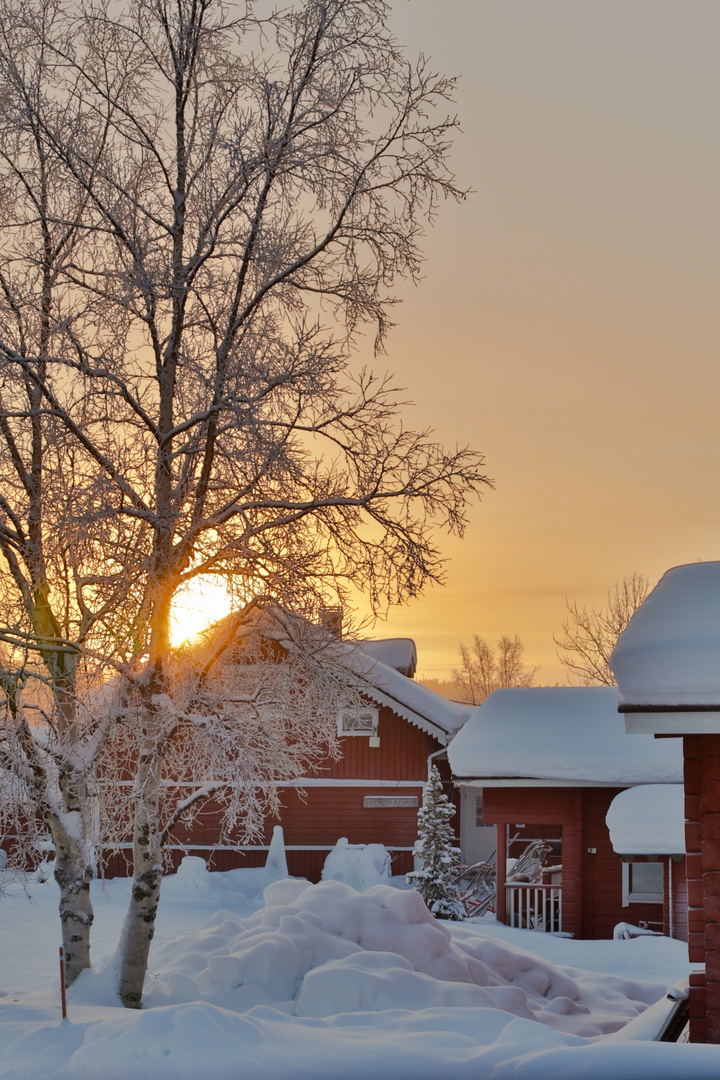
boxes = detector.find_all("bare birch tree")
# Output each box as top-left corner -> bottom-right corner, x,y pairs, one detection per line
451,634 -> 538,705
0,3 -> 144,983
0,0 -> 490,1006
554,572 -> 651,686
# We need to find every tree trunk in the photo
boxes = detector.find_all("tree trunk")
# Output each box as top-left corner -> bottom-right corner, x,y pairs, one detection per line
52,824 -> 94,985
118,714 -> 164,1008
53,686 -> 95,985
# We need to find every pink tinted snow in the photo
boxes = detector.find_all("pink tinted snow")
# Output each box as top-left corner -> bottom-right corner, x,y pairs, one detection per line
612,562 -> 720,706
605,785 -> 685,856
145,878 -> 664,1039
447,687 -> 682,784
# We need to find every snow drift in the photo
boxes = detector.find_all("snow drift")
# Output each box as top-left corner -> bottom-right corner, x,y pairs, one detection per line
140,877 -> 664,1039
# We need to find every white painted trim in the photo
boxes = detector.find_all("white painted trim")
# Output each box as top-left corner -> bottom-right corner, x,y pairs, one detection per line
455,779 -> 637,789
112,778 -> 426,788
278,779 -> 424,788
625,713 -> 720,735
337,707 -> 379,737
359,685 -> 451,742
109,843 -> 416,852
621,861 -> 664,906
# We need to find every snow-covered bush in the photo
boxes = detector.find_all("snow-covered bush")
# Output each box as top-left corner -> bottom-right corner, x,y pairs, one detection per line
406,766 -> 463,920
322,839 -> 391,893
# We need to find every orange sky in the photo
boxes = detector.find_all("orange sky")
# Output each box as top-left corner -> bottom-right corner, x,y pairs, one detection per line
357,1 -> 720,682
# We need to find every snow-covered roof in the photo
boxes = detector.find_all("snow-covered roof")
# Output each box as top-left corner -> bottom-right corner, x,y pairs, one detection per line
357,638 -> 417,678
448,686 -> 683,785
612,562 -> 720,708
197,607 -> 468,743
355,656 -> 471,742
605,785 -> 685,856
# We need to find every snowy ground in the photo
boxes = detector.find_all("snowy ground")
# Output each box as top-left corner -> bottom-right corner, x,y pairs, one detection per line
0,860 -> 717,1080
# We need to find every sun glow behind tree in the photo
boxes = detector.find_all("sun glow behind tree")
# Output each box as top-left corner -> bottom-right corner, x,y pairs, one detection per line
170,577 -> 232,646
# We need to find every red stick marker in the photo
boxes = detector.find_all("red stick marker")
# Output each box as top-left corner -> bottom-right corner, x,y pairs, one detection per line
59,947 -> 67,1020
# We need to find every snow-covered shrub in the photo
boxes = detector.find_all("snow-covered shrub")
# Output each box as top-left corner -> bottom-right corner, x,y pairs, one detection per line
406,766 -> 463,920
322,838 -> 391,892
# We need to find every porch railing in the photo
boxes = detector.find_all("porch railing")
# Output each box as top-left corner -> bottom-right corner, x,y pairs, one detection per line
506,883 -> 562,933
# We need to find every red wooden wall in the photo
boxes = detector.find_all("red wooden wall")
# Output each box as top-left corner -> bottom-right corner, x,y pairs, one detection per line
484,786 -> 684,940
104,703 -> 444,882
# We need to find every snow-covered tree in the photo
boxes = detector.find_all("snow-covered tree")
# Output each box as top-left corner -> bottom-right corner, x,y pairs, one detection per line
407,765 -> 463,920
0,0 -> 489,1005
0,10 -> 143,982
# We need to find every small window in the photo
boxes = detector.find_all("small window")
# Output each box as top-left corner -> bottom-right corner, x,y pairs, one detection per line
475,794 -> 484,827
338,708 -> 379,736
622,860 -> 664,905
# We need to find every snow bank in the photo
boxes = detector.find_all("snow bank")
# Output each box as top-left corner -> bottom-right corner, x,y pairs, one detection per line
612,562 -> 720,706
606,786 -> 685,856
0,868 -> 705,1080
137,878 -> 665,1039
448,687 -> 682,784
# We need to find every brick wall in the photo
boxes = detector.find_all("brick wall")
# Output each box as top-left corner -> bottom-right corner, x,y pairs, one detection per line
683,733 -> 720,1043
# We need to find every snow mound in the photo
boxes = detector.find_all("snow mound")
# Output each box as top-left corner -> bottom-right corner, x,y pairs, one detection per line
145,879 -> 663,1037
321,838 -> 391,892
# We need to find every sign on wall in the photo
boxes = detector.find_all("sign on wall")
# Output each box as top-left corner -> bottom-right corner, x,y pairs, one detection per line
363,796 -> 419,809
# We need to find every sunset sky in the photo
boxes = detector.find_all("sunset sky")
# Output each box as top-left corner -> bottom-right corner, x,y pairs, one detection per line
361,0 -> 720,682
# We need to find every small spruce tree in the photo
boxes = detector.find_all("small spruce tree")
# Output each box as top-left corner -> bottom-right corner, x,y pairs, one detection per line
407,765 -> 463,920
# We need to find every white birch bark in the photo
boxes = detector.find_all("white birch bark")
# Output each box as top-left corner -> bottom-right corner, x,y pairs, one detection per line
117,726 -> 163,1008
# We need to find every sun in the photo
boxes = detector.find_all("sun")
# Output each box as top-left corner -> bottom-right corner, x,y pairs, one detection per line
170,576 -> 232,647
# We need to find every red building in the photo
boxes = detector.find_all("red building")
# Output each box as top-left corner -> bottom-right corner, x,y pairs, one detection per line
612,561 -> 720,1043
105,638 -> 470,881
448,686 -> 684,940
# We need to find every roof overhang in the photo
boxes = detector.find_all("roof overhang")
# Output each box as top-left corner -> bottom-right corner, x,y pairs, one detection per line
362,684 -> 450,744
453,777 -> 635,789
621,705 -> 720,736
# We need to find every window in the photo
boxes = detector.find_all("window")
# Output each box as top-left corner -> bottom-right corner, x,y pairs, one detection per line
337,708 -> 379,736
622,860 -> 664,905
475,794 -> 484,827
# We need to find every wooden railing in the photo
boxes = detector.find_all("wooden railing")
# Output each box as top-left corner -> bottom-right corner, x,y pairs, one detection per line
506,883 -> 562,933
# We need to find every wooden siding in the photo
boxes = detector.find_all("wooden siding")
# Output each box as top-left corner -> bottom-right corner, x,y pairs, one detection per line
102,699 -> 442,881
313,705 -> 442,780
484,786 -> 685,941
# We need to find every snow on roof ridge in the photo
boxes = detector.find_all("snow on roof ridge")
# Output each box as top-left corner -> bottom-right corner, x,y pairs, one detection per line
187,605 -> 470,741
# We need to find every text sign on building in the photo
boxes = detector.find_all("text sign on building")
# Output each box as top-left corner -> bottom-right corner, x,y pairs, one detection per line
363,796 -> 418,809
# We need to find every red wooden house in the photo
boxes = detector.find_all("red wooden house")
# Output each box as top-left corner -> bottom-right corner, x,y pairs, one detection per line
105,637 -> 471,881
447,686 -> 685,940
611,561 -> 720,1043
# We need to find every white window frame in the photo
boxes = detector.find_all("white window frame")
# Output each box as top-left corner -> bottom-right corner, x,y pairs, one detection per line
621,860 -> 664,906
337,707 -> 379,737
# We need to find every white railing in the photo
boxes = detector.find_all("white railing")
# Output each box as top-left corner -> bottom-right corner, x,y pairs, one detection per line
506,884 -> 562,933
